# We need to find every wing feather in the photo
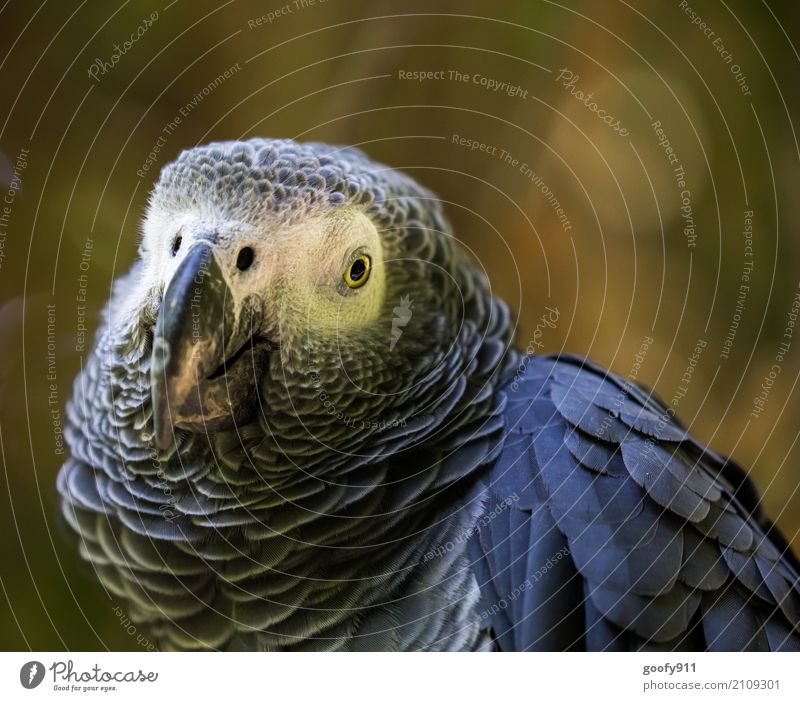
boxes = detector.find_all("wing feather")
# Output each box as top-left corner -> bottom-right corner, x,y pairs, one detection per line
470,354 -> 800,650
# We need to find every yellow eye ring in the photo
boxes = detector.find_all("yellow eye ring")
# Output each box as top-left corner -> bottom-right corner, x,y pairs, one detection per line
344,255 -> 371,288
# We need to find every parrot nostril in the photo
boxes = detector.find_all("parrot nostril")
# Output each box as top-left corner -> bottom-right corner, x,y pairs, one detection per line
171,236 -> 182,256
236,246 -> 254,271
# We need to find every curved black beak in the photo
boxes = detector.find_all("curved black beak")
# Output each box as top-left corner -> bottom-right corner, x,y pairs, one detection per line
151,242 -> 250,450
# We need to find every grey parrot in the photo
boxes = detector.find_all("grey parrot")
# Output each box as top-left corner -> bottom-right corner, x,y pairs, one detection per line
58,138 -> 800,651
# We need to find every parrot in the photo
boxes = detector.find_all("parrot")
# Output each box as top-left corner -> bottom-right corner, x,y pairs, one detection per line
58,138 -> 800,651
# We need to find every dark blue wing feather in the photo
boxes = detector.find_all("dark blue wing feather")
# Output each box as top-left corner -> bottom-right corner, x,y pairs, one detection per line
469,354 -> 800,650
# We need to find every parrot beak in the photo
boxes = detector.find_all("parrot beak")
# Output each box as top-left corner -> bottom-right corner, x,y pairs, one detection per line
150,241 -> 265,450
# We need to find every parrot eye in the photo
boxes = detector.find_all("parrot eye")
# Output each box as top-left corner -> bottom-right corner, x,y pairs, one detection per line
171,236 -> 182,256
344,255 -> 371,288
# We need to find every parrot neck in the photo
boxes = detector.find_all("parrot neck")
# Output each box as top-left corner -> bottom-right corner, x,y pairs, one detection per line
65,263 -> 521,649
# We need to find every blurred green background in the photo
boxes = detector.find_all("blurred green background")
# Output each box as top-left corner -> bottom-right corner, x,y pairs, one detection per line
1,0 -> 800,650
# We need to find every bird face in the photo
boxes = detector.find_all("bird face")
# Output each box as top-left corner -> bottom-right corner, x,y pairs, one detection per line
144,203 -> 387,450
131,139 -> 468,458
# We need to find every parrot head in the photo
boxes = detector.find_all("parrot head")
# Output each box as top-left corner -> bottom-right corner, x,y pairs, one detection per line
134,140 -> 497,453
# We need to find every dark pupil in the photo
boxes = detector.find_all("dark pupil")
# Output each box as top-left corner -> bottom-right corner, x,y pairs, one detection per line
350,259 -> 366,281
236,246 -> 254,271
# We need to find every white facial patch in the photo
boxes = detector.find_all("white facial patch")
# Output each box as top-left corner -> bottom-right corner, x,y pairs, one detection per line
138,203 -> 386,343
